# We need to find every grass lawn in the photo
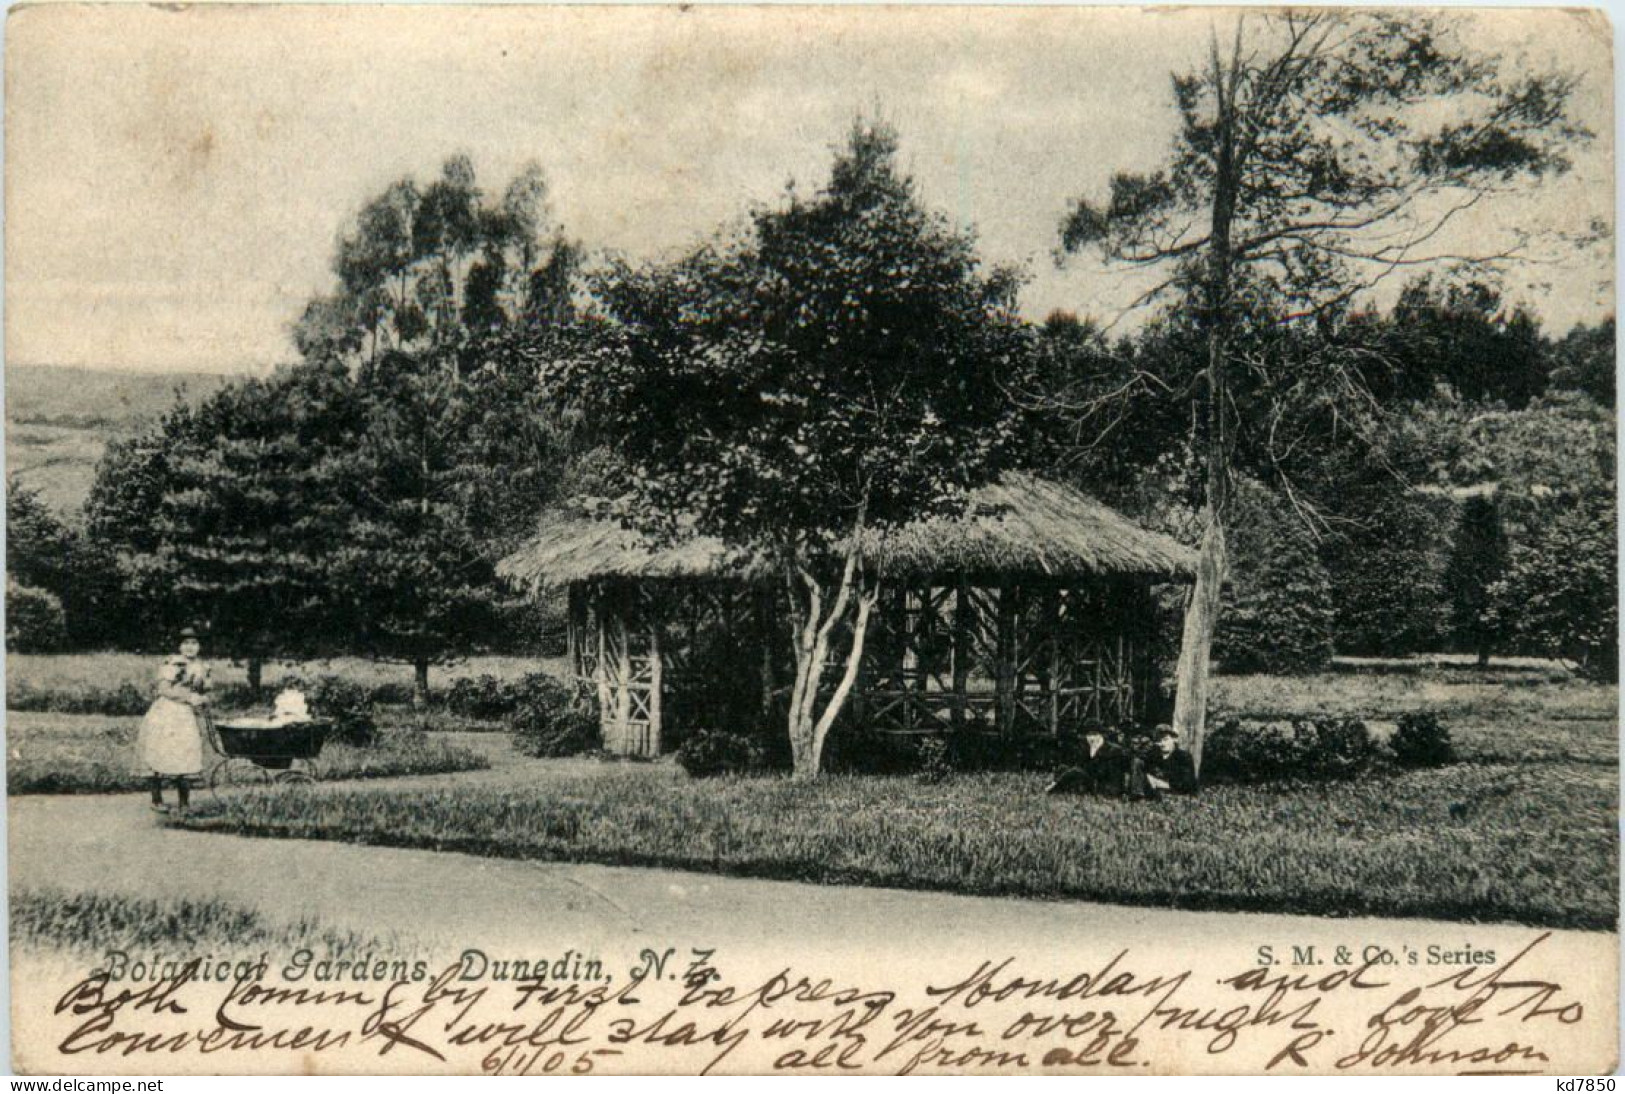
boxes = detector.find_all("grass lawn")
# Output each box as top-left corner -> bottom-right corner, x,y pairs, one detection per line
188,666 -> 1619,930
12,887 -> 403,960
6,712 -> 490,794
21,659 -> 1619,929
186,762 -> 1615,928
6,651 -> 567,705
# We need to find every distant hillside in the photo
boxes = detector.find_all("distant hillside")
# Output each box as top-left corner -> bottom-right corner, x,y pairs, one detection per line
6,365 -> 243,517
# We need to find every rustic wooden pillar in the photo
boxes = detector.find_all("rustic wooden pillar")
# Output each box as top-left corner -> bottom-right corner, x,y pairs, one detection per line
1046,585 -> 1062,737
566,585 -> 583,681
896,584 -> 914,732
755,587 -> 776,722
594,585 -> 613,748
995,581 -> 1018,735
613,595 -> 633,754
648,616 -> 663,756
952,576 -> 971,730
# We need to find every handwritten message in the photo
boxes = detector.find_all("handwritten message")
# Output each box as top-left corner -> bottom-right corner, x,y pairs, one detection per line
27,931 -> 1608,1075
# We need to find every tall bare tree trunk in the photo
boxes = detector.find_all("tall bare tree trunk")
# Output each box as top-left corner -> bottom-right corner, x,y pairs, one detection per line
1171,517 -> 1226,771
1171,34 -> 1240,774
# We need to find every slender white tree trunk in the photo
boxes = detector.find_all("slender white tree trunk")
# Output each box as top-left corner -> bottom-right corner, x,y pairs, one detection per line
784,544 -> 878,780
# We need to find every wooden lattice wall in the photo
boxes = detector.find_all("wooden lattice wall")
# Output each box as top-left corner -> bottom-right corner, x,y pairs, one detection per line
568,575 -> 1163,757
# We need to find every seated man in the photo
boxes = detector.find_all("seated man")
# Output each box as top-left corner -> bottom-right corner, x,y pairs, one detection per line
1127,726 -> 1199,799
1046,727 -> 1128,796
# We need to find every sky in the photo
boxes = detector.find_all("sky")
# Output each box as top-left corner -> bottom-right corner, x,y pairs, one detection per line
4,4 -> 1614,375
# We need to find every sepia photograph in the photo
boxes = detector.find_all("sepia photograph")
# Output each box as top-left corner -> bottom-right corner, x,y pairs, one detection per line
3,3 -> 1617,1075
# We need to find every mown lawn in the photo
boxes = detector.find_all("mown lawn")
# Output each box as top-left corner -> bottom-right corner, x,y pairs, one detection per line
6,651 -> 567,705
6,713 -> 490,794
12,887 -> 402,959
187,755 -> 1617,929
1213,663 -> 1616,764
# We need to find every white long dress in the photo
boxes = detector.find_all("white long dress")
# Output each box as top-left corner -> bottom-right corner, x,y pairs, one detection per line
135,656 -> 209,776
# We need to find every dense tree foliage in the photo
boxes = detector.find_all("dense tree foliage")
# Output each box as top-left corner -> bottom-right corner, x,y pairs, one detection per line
1442,494 -> 1510,664
7,479 -> 125,648
330,348 -> 569,704
294,157 -> 580,366
1548,317 -> 1615,408
1487,489 -> 1617,680
85,344 -> 571,699
1213,480 -> 1335,674
1056,10 -> 1587,767
548,121 -> 1034,777
86,365 -> 365,683
1368,277 -> 1549,407
6,578 -> 67,652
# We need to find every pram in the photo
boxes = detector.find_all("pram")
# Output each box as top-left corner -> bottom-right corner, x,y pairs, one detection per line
206,716 -> 330,795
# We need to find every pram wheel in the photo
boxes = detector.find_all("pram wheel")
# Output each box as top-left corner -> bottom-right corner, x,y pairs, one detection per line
207,756 -> 271,797
274,757 -> 321,784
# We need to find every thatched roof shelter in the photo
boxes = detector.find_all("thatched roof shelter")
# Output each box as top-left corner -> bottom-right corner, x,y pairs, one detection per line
501,473 -> 1194,757
498,472 -> 1197,588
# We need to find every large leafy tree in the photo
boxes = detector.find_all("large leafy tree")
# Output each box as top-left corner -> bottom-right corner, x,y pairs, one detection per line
86,364 -> 366,684
1443,493 -> 1510,665
550,122 -> 1032,777
1058,12 -> 1588,768
1376,276 -> 1550,407
328,346 -> 569,705
1548,316 -> 1616,408
295,157 -> 580,364
1487,489 -> 1617,680
6,478 -> 125,648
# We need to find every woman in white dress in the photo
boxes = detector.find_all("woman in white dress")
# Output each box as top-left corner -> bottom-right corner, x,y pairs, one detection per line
136,627 -> 211,815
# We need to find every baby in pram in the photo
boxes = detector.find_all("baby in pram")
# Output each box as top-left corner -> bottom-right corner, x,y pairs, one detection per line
230,682 -> 314,730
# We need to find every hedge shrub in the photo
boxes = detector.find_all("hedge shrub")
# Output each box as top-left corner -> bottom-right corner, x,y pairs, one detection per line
1203,717 -> 1379,784
6,580 -> 67,653
310,676 -> 378,747
1389,712 -> 1455,768
1214,481 -> 1335,674
444,674 -> 516,720
675,731 -> 767,778
509,676 -> 599,758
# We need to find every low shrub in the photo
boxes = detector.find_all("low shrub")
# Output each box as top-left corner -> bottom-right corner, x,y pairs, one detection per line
914,736 -> 954,785
1203,717 -> 1379,784
6,581 -> 68,653
366,681 -> 417,707
310,676 -> 378,748
508,676 -> 599,758
443,674 -> 515,720
6,680 -> 152,716
947,731 -> 1072,773
442,672 -> 572,723
1389,712 -> 1456,768
676,731 -> 767,778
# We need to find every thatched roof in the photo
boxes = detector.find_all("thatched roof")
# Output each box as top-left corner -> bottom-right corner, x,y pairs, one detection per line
498,472 -> 1197,588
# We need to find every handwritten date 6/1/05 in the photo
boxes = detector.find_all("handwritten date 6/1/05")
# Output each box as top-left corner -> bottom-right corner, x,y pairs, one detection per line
1257,944 -> 1497,968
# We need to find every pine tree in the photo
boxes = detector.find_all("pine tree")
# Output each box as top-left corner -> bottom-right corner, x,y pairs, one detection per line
1443,494 -> 1509,664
